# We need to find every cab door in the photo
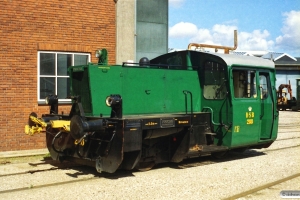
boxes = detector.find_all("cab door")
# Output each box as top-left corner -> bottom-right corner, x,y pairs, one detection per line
231,68 -> 261,146
258,71 -> 276,139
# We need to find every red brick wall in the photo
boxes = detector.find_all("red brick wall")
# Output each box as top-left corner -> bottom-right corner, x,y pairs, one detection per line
0,0 -> 116,151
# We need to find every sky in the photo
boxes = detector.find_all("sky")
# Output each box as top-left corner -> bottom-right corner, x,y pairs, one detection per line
168,0 -> 300,57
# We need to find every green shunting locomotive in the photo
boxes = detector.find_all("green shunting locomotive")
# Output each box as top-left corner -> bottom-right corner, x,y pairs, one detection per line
25,45 -> 278,173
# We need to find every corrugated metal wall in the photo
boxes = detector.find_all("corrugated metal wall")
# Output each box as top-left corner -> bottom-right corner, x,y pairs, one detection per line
136,0 -> 168,60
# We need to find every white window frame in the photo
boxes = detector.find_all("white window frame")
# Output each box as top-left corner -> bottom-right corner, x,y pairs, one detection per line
37,51 -> 91,104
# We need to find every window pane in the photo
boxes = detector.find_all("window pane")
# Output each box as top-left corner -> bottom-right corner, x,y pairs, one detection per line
40,77 -> 55,99
233,70 -> 256,98
203,61 -> 227,99
38,52 -> 89,101
260,75 -> 268,99
40,53 -> 55,75
57,54 -> 72,76
57,77 -> 70,99
74,54 -> 88,65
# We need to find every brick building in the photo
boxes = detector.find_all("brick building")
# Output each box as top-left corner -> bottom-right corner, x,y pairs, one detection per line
0,0 -> 169,152
0,0 -> 116,151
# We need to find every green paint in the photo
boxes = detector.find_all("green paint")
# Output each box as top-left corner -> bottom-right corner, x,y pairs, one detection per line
68,50 -> 278,149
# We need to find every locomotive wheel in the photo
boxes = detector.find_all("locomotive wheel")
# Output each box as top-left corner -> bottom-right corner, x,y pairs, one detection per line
135,161 -> 155,171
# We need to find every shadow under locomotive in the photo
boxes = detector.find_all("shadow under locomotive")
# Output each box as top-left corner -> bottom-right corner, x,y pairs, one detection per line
33,149 -> 266,179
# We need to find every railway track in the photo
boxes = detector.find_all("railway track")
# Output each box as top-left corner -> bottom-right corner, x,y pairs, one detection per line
0,163 -> 136,195
220,128 -> 300,199
276,136 -> 300,141
0,161 -> 80,178
3,133 -> 296,174
277,130 -> 300,134
263,144 -> 300,152
223,173 -> 300,200
0,112 -> 298,198
0,137 -> 299,196
0,175 -> 97,195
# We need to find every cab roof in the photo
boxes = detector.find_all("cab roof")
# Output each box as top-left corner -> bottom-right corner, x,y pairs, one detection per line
206,51 -> 275,69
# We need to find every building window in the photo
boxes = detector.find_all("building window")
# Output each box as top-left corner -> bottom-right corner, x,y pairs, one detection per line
38,51 -> 90,103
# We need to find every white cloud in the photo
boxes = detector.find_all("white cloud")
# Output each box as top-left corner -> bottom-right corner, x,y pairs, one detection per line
190,28 -> 214,45
190,24 -> 240,48
211,24 -> 238,45
238,29 -> 274,51
275,10 -> 300,53
169,0 -> 186,8
189,24 -> 274,51
169,22 -> 198,38
169,22 -> 275,52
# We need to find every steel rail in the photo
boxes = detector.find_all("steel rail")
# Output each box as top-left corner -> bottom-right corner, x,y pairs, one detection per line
223,173 -> 300,200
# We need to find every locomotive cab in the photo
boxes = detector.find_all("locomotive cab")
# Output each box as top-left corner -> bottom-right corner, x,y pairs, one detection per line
152,50 -> 278,148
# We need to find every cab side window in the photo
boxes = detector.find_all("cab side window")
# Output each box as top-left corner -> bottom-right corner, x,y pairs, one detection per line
232,69 -> 256,98
259,74 -> 268,99
203,61 -> 227,99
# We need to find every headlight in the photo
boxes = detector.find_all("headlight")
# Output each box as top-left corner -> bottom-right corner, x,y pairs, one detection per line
105,95 -> 122,107
45,95 -> 58,105
95,49 -> 102,58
